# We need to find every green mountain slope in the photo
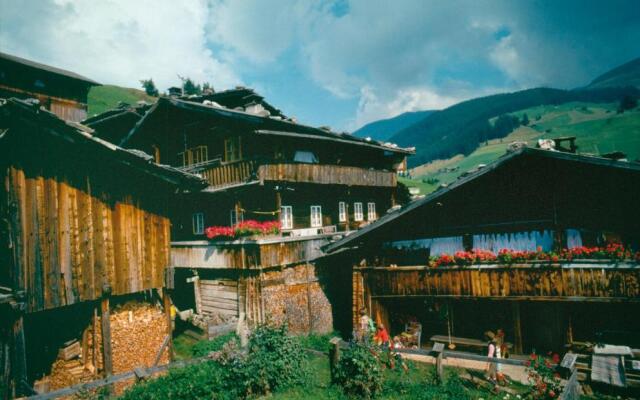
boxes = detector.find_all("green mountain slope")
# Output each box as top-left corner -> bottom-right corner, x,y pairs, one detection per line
352,110 -> 434,141
401,101 -> 640,195
389,86 -> 640,168
87,85 -> 156,117
587,57 -> 640,89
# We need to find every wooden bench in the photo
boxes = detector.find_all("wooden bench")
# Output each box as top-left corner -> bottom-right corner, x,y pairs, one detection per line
430,335 -> 513,352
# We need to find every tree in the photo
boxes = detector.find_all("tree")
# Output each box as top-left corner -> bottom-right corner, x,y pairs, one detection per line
202,82 -> 214,94
179,76 -> 201,95
140,79 -> 159,96
617,95 -> 638,114
521,113 -> 529,126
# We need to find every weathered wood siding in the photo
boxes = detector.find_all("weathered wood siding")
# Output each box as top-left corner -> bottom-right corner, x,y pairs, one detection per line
170,236 -> 331,269
6,166 -> 170,313
358,264 -> 640,301
199,279 -> 242,318
259,163 -> 397,187
199,160 -> 256,188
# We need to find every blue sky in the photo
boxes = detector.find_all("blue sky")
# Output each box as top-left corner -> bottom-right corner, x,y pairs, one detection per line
1,0 -> 639,131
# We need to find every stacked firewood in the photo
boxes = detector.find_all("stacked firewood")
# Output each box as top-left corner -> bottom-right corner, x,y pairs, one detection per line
42,340 -> 96,391
42,301 -> 169,393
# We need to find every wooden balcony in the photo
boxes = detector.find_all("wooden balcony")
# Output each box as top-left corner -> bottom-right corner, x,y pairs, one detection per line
355,262 -> 640,302
170,234 -> 334,269
189,160 -> 397,189
188,159 -> 257,189
258,163 -> 397,187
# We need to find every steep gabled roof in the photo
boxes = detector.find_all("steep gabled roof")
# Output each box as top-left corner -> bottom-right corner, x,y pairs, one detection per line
122,96 -> 415,155
0,52 -> 100,85
324,147 -> 640,253
177,87 -> 285,118
0,98 -> 206,190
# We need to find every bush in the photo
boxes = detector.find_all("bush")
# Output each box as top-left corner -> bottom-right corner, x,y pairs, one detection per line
333,342 -> 383,399
231,324 -> 308,397
119,361 -> 233,400
191,332 -> 238,357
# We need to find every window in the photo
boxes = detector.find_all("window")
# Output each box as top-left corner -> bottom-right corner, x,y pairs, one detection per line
230,209 -> 244,226
281,206 -> 293,229
338,201 -> 347,222
192,212 -> 204,235
224,136 -> 242,162
310,206 -> 322,228
179,145 -> 208,167
354,202 -> 363,221
367,202 -> 377,221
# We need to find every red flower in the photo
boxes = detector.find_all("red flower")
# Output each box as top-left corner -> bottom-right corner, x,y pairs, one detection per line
552,353 -> 560,364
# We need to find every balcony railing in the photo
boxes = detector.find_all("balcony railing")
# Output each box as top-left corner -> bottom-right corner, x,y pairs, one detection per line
258,163 -> 397,187
185,159 -> 398,189
355,262 -> 640,301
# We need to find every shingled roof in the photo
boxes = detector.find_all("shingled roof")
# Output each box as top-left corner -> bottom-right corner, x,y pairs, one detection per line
324,147 -> 640,253
0,52 -> 100,85
0,98 -> 206,191
122,96 -> 415,155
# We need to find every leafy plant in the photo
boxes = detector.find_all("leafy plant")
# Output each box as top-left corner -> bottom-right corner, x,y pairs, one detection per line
119,361 -> 233,400
333,341 -> 384,399
230,324 -> 307,397
524,353 -> 562,399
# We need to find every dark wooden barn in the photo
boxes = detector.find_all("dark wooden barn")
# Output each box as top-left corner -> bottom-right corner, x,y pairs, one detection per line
0,52 -> 100,122
101,91 -> 413,336
325,147 -> 640,355
0,98 -> 205,397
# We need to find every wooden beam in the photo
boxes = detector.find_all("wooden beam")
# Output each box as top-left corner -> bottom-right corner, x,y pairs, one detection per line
100,290 -> 113,380
511,302 -> 523,354
12,306 -> 28,397
162,287 -> 174,362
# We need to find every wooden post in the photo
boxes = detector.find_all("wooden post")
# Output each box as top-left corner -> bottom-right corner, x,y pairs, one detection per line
100,288 -> 113,380
163,287 -> 174,362
329,337 -> 341,382
11,300 -> 28,397
187,273 -> 201,315
92,307 -> 98,370
432,342 -> 445,382
512,302 -> 523,354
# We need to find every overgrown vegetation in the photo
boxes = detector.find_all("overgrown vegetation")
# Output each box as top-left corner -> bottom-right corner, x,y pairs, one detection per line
119,324 -> 306,400
333,342 -> 384,399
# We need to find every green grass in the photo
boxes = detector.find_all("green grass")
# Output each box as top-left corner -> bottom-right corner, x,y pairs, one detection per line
269,354 -> 525,400
87,84 -> 156,117
404,102 -> 640,195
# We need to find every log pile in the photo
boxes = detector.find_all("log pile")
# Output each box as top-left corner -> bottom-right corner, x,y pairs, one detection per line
44,301 -> 169,393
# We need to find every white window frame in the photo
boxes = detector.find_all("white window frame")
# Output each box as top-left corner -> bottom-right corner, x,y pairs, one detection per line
192,212 -> 204,235
310,205 -> 322,228
338,201 -> 347,222
281,206 -> 293,230
230,209 -> 244,226
354,202 -> 363,221
367,202 -> 377,221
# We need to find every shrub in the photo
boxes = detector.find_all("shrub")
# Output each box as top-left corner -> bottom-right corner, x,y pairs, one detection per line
524,353 -> 562,400
191,332 -> 238,357
333,341 -> 383,399
231,324 -> 307,397
119,361 -> 233,400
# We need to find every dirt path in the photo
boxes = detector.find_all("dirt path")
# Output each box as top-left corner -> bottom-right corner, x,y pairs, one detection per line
402,353 -> 530,385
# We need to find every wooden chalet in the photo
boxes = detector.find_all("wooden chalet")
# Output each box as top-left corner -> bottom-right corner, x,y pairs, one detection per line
0,52 -> 100,122
325,147 -> 640,355
0,98 -> 206,397
111,92 -> 413,334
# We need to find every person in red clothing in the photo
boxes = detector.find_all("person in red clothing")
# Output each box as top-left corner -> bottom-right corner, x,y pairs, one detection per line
374,324 -> 390,348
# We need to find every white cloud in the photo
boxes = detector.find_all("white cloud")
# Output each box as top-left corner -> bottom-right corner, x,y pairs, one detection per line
0,0 -> 241,91
350,85 -> 459,130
